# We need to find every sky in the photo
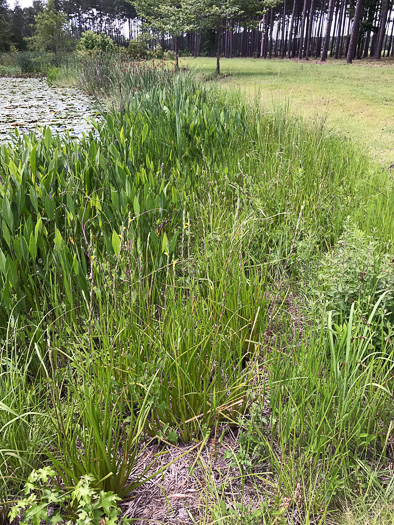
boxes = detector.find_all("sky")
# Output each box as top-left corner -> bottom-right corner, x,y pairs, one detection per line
10,0 -> 34,7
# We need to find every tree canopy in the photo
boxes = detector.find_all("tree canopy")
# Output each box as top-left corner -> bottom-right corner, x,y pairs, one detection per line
27,0 -> 72,55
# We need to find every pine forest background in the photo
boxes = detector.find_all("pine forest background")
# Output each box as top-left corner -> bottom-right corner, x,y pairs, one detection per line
0,0 -> 394,62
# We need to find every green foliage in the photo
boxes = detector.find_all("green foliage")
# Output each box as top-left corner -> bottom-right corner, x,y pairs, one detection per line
49,362 -> 169,498
184,0 -> 272,32
164,49 -> 176,60
0,0 -> 11,52
77,31 -> 116,55
0,70 -> 184,327
1,55 -> 393,524
126,35 -> 148,59
133,0 -> 187,39
317,221 -> 394,321
211,499 -> 287,525
143,244 -> 269,442
26,0 -> 72,56
13,51 -> 55,74
9,468 -> 129,525
47,66 -> 60,83
150,43 -> 163,59
234,298 -> 394,517
0,327 -> 52,521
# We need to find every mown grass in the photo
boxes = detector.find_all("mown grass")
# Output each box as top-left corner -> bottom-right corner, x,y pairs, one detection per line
180,57 -> 394,166
0,55 -> 393,524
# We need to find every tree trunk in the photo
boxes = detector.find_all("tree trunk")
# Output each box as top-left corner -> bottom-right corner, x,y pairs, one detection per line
264,14 -> 269,58
345,16 -> 352,56
281,0 -> 287,58
253,23 -> 259,57
216,23 -> 221,74
229,20 -> 234,58
261,13 -> 267,57
315,9 -> 324,57
288,0 -> 297,58
305,0 -> 316,58
174,36 -> 179,70
293,16 -> 300,56
356,36 -> 363,59
269,8 -> 274,58
224,19 -> 229,57
337,0 -> 347,57
241,24 -> 247,56
335,0 -> 345,58
363,29 -> 371,57
330,0 -> 340,57
275,20 -> 281,56
321,0 -> 336,61
362,4 -> 375,57
374,0 -> 390,59
347,0 -> 363,63
298,0 -> 309,58
387,15 -> 394,56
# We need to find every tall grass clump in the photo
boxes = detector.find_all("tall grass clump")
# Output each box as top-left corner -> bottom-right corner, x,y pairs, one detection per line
77,53 -> 176,111
236,298 -> 393,518
0,321 -> 53,520
0,56 -> 393,522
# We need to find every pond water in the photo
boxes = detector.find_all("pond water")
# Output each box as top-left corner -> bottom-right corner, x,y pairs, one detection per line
0,77 -> 97,145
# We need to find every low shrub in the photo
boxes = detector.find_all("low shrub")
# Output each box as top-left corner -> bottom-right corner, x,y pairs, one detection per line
148,43 -> 163,59
77,31 -> 116,55
47,66 -> 60,83
317,220 -> 394,323
14,51 -> 55,74
127,35 -> 148,59
164,49 -> 176,60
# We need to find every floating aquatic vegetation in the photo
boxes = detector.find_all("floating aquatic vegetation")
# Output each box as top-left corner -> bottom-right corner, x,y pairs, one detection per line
0,77 -> 96,144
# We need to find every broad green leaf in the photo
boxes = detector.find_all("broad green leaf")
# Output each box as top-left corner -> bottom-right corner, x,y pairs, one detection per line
6,257 -> 17,288
54,229 -> 64,250
2,223 -> 11,247
2,195 -> 13,231
45,194 -> 55,220
66,194 -> 75,216
142,123 -> 148,144
29,187 -> 38,212
35,217 -> 42,240
161,232 -> 169,254
0,250 -> 6,275
30,145 -> 37,175
119,126 -> 125,144
172,186 -> 177,204
88,141 -> 96,161
133,195 -> 140,216
8,159 -> 21,184
29,232 -> 37,261
72,255 -> 79,275
112,230 -> 121,256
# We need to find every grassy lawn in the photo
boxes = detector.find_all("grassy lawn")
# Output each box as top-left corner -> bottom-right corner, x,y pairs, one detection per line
180,57 -> 394,166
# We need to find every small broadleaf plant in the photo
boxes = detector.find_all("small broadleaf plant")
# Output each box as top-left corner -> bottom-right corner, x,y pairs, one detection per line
9,467 -> 130,525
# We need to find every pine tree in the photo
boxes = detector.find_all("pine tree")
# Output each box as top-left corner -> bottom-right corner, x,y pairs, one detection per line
0,0 -> 11,51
